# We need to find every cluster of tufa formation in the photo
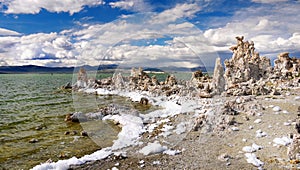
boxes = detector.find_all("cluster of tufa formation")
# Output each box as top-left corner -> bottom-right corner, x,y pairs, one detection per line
225,36 -> 271,88
224,36 -> 300,96
71,36 -> 299,98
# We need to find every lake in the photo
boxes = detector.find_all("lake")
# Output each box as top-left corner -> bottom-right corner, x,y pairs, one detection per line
0,74 -> 120,169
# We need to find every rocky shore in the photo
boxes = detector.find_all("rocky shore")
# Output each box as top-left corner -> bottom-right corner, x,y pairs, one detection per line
33,36 -> 300,170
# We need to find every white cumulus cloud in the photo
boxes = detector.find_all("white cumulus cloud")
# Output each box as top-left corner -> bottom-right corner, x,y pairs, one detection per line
252,0 -> 289,3
1,0 -> 104,15
150,3 -> 202,24
109,0 -> 151,12
0,28 -> 21,36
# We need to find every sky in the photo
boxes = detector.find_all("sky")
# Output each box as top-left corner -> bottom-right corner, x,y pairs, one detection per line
0,0 -> 300,69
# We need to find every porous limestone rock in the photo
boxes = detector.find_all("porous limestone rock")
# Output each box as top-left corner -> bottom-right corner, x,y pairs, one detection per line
112,72 -> 125,89
76,67 -> 88,88
287,134 -> 300,160
224,36 -> 271,89
274,52 -> 300,79
212,57 -> 225,95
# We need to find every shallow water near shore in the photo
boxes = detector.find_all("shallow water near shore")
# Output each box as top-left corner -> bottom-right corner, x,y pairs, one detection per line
0,74 -> 124,169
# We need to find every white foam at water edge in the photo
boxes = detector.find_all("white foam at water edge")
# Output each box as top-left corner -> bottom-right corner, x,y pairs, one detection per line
32,88 -> 193,170
32,113 -> 143,170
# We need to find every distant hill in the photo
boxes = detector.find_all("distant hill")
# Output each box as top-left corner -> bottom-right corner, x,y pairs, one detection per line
0,64 -> 210,74
0,64 -> 117,74
158,66 -> 209,72
0,65 -> 74,74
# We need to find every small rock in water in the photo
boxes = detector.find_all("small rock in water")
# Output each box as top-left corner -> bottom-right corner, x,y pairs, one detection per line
81,131 -> 88,136
35,125 -> 44,130
72,130 -> 78,135
29,138 -> 39,143
64,131 -> 70,135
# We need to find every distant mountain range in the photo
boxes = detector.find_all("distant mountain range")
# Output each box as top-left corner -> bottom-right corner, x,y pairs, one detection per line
0,64 -> 210,74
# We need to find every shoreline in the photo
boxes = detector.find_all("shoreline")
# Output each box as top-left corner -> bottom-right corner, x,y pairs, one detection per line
32,87 -> 300,170
33,36 -> 300,170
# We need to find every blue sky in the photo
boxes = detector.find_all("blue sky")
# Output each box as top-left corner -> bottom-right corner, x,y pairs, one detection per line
0,0 -> 299,68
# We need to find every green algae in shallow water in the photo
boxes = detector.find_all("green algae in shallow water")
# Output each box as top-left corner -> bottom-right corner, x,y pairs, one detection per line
0,74 -> 118,169
0,73 -> 160,169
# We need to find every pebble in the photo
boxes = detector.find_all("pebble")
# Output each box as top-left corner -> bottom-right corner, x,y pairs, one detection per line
231,127 -> 239,131
236,98 -> 242,104
218,153 -> 231,161
249,126 -> 254,129
295,96 -> 300,101
273,106 -> 281,112
283,122 -> 291,126
153,161 -> 161,165
256,113 -> 263,116
64,131 -> 70,135
242,138 -> 247,142
256,129 -> 267,138
254,119 -> 262,124
282,110 -> 289,114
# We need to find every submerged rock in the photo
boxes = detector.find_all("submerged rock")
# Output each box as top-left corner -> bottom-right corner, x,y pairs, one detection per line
65,112 -> 87,122
29,138 -> 39,143
140,97 -> 149,105
61,82 -> 72,89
